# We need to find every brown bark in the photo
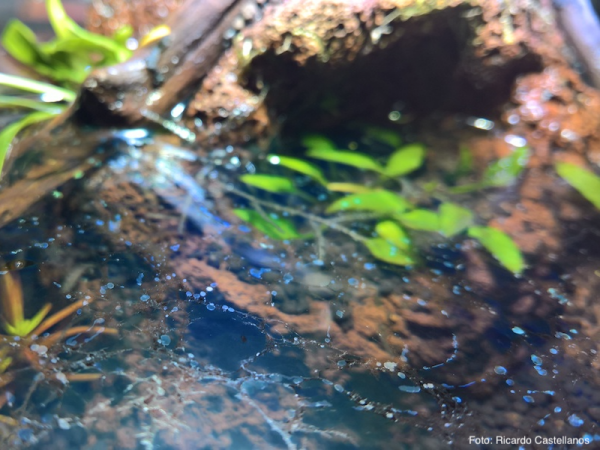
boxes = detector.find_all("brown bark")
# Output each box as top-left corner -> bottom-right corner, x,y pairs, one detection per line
82,0 -> 600,146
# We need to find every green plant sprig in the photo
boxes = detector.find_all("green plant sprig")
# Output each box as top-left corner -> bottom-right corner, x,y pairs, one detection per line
0,0 -> 134,178
449,146 -> 530,194
556,162 -> 600,210
233,132 -> 527,274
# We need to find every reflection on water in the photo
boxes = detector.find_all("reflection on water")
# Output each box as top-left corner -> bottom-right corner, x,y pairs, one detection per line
0,120 -> 599,450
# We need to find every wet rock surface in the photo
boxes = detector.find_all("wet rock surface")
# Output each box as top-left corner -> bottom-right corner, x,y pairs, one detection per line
2,0 -> 600,448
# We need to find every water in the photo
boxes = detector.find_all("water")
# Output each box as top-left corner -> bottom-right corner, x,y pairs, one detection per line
0,119 -> 599,450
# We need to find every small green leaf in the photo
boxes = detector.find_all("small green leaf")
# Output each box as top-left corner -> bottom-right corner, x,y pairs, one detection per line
397,209 -> 439,232
3,303 -> 51,337
233,209 -> 303,240
326,190 -> 410,214
438,203 -> 473,237
365,238 -> 414,266
482,146 -> 529,187
467,226 -> 525,274
240,174 -> 297,194
47,0 -> 80,40
1,20 -> 46,68
0,111 -> 58,177
363,126 -> 402,147
46,0 -> 132,64
384,143 -> 426,177
268,154 -> 327,185
326,182 -> 371,193
0,73 -> 76,102
422,181 -> 439,193
301,134 -> 337,151
307,148 -> 384,173
375,220 -> 411,250
0,96 -> 66,114
456,145 -> 474,176
556,162 -> 600,210
0,356 -> 12,374
139,24 -> 172,47
112,25 -> 134,46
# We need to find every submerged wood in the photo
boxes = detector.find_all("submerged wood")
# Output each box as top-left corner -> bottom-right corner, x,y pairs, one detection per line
76,0 -> 254,124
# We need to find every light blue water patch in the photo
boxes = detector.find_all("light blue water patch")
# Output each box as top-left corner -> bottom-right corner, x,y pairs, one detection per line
250,267 -> 271,279
399,386 -> 421,393
494,366 -> 507,375
568,414 -> 584,427
555,332 -> 572,340
548,287 -> 568,304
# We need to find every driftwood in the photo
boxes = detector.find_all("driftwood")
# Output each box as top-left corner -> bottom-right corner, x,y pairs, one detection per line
77,0 -> 265,124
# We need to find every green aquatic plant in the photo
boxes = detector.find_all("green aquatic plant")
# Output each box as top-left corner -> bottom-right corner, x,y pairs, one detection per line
326,190 -> 410,215
0,267 -> 117,425
302,134 -> 426,178
556,162 -> 600,210
0,0 -> 134,177
240,174 -> 298,194
234,131 -> 526,274
267,155 -> 327,186
233,209 -> 307,240
0,266 -> 118,385
450,146 -> 530,193
468,226 -> 525,274
3,0 -> 132,86
0,265 -> 51,337
0,268 -> 117,342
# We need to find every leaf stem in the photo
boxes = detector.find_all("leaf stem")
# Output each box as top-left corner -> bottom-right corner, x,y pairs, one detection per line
0,73 -> 76,102
228,186 -> 368,242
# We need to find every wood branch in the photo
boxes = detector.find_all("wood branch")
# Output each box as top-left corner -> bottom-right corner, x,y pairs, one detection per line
76,0 -> 275,125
